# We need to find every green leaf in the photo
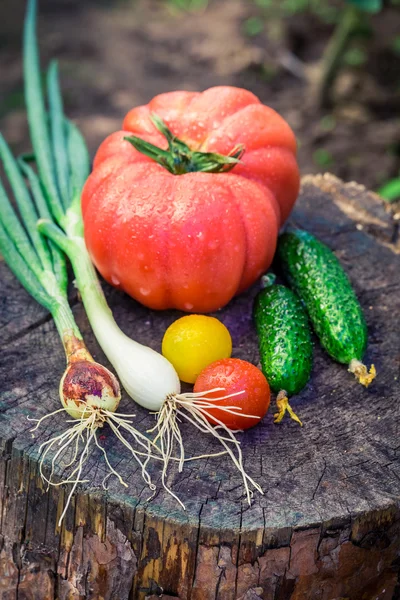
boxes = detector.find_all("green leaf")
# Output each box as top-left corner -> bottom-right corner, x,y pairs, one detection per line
282,0 -> 308,15
167,0 -> 208,12
243,17 -> 264,37
47,60 -> 70,209
343,47 -> 367,67
0,171 -> 52,310
391,35 -> 400,56
319,115 -> 336,132
65,119 -> 90,203
19,159 -> 68,292
254,0 -> 272,7
378,178 -> 400,203
0,134 -> 51,274
313,149 -> 334,168
0,220 -> 52,310
346,0 -> 382,13
0,137 -> 45,279
24,0 -> 65,226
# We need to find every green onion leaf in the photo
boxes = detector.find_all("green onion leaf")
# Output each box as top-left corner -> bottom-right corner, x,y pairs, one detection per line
47,60 -> 70,209
18,152 -> 36,163
37,219 -> 75,256
19,158 -> 68,292
66,119 -> 90,204
0,219 -> 51,310
0,134 -> 52,274
24,0 -> 65,226
0,183 -> 42,286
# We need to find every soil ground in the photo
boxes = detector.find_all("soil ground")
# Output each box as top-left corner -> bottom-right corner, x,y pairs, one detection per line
0,0 -> 399,192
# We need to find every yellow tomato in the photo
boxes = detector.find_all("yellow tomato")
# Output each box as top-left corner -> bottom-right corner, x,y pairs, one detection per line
162,315 -> 232,384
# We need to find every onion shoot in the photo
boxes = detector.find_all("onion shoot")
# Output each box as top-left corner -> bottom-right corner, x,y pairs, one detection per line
0,135 -> 157,525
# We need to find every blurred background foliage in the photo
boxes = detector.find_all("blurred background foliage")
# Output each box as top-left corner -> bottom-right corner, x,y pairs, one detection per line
0,0 -> 399,201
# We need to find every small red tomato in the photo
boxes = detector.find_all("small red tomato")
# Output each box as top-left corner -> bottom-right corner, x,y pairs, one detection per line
193,358 -> 270,430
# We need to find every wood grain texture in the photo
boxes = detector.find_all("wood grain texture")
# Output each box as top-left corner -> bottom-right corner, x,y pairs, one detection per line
0,174 -> 399,600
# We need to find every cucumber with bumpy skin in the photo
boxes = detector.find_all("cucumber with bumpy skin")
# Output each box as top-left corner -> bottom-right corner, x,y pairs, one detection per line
253,275 -> 313,425
277,229 -> 375,386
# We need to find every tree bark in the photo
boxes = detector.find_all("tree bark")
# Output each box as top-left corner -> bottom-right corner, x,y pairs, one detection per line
0,174 -> 399,600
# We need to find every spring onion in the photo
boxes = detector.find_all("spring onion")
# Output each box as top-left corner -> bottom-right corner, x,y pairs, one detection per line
0,134 -> 160,525
23,0 -> 263,506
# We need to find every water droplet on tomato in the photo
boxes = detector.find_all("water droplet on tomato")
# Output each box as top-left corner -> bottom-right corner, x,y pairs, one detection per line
111,275 -> 120,286
184,302 -> 194,310
224,364 -> 234,377
140,287 -> 150,296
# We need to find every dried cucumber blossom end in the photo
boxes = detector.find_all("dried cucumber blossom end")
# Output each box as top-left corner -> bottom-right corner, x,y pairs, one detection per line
348,359 -> 376,387
274,390 -> 303,427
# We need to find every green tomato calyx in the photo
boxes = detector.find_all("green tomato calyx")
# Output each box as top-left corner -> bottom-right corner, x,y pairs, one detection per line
124,113 -> 245,175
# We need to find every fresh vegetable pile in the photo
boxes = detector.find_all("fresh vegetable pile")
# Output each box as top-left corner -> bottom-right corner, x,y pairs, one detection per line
0,0 -> 376,522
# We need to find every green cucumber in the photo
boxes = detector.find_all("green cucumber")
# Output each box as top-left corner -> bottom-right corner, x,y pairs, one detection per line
253,276 -> 313,425
277,229 -> 375,386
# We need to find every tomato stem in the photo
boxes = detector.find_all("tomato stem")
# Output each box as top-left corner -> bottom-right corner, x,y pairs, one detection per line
260,273 -> 277,288
124,113 -> 245,175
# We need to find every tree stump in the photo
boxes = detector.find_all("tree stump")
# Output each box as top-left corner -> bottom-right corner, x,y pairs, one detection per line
0,174 -> 399,600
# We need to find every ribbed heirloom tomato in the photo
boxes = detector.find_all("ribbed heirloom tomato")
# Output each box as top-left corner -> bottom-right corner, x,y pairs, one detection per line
82,86 -> 300,312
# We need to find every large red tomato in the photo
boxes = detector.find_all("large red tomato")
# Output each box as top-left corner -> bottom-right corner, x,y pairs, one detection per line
82,86 -> 300,312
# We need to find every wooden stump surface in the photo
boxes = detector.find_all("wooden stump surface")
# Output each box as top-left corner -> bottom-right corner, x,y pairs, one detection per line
0,174 -> 399,600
